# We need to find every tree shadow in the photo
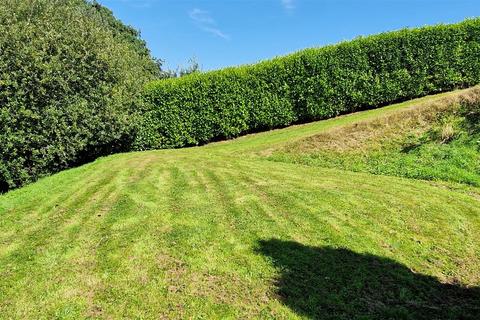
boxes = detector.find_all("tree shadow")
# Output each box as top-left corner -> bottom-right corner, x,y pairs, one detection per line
257,239 -> 480,320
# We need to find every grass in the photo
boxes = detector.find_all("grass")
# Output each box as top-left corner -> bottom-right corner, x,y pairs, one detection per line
1,88 -> 480,319
268,87 -> 480,187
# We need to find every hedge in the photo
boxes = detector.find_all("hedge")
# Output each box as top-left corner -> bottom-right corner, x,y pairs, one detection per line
135,18 -> 480,150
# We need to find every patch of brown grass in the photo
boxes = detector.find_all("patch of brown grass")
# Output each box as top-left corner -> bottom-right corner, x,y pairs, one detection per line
279,87 -> 480,155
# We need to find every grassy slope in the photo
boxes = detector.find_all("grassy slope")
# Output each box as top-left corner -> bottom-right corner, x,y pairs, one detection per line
267,87 -> 480,187
1,88 -> 480,319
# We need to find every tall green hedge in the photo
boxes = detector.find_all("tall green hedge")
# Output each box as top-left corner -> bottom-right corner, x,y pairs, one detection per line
0,0 -> 158,191
136,18 -> 480,150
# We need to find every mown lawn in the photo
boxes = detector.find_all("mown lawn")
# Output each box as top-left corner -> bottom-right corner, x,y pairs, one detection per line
1,88 -> 479,319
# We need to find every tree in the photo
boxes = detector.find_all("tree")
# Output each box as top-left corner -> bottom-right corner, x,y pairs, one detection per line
0,0 -> 160,191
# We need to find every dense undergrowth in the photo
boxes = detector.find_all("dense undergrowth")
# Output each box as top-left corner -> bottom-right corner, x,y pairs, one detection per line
268,87 -> 480,186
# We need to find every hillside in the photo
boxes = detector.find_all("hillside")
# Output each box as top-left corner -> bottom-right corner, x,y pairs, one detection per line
1,88 -> 479,319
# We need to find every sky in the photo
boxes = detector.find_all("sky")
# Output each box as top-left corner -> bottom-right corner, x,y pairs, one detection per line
98,0 -> 480,71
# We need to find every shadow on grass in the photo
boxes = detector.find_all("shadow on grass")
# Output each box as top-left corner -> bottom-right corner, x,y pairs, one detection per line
257,239 -> 480,320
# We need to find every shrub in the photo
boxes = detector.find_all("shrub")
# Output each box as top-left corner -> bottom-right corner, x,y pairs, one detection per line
0,0 -> 158,191
137,18 -> 480,151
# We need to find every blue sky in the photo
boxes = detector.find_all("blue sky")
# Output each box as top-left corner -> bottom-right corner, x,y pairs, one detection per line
98,0 -> 480,71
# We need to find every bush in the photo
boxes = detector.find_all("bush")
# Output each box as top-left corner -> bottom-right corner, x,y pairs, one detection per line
137,18 -> 480,151
0,0 -> 158,191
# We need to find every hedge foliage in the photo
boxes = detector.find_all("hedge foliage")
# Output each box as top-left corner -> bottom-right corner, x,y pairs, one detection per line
136,18 -> 480,150
0,0 -> 158,191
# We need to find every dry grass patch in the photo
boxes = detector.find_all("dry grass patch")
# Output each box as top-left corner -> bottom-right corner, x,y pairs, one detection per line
281,87 -> 480,154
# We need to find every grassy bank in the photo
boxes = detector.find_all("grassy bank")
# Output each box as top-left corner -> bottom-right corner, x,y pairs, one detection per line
268,87 -> 480,187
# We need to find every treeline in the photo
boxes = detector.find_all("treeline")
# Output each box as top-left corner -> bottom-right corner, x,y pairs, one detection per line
136,18 -> 480,150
